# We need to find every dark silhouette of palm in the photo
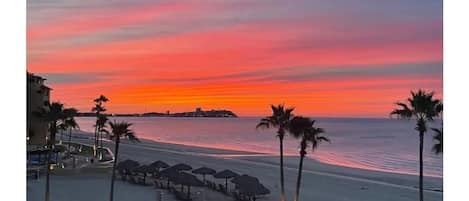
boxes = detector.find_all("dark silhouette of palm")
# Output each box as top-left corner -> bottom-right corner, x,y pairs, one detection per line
390,89 -> 442,201
108,121 -> 139,201
289,116 -> 328,201
63,108 -> 79,153
92,95 -> 109,156
57,123 -> 67,144
256,104 -> 294,201
34,102 -> 65,201
431,127 -> 442,154
96,115 -> 109,153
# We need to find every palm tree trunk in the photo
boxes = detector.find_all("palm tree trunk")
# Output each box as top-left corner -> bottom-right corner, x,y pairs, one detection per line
419,132 -> 424,201
97,128 -> 101,159
279,136 -> 286,201
94,113 -> 100,157
100,128 -> 104,148
45,122 -> 56,201
68,128 -> 72,154
109,139 -> 119,201
45,149 -> 51,201
294,153 -> 305,201
225,178 -> 228,192
94,121 -> 98,157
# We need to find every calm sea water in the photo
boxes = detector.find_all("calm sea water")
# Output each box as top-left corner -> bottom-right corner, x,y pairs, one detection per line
76,117 -> 442,177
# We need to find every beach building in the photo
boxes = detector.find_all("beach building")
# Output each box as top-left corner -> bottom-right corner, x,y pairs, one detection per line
27,72 -> 51,146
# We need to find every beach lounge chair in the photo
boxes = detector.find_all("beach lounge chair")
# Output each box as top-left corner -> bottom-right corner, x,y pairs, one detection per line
218,184 -> 227,194
232,192 -> 240,200
129,176 -> 137,184
174,190 -> 192,201
137,177 -> 145,185
211,182 -> 217,190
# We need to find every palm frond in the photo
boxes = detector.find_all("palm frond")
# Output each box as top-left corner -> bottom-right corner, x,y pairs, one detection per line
431,127 -> 443,154
390,102 -> 412,119
108,121 -> 139,142
256,118 -> 271,129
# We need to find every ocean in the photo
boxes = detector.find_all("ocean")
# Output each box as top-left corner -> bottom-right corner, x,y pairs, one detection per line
75,117 -> 443,177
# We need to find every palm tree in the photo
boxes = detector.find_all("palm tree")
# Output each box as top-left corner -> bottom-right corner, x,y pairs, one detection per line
431,127 -> 443,154
94,115 -> 109,160
289,116 -> 329,201
97,115 -> 109,148
390,89 -> 442,201
63,108 -> 79,153
57,123 -> 67,144
108,121 -> 139,201
92,95 -> 109,156
256,104 -> 294,201
34,102 -> 65,201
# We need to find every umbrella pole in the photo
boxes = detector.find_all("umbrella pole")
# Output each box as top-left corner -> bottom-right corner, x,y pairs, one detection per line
187,185 -> 191,199
203,174 -> 206,184
225,178 -> 228,192
181,184 -> 183,192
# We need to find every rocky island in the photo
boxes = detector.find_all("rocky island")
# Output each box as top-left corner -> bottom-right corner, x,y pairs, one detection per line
77,107 -> 238,118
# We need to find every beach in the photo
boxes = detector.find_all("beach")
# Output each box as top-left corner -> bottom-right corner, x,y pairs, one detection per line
28,130 -> 443,201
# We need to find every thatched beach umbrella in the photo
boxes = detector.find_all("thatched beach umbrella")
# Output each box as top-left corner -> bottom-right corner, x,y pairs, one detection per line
171,163 -> 192,171
117,160 -> 140,174
214,169 -> 239,191
159,167 -> 179,188
117,160 -> 140,169
149,160 -> 169,177
149,160 -> 169,173
231,174 -> 259,185
174,172 -> 204,199
133,165 -> 154,184
192,167 -> 216,183
238,182 -> 270,200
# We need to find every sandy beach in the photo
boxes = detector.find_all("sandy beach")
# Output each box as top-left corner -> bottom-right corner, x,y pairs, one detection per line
27,130 -> 442,201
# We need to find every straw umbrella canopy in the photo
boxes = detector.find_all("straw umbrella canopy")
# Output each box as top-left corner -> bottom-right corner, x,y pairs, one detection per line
116,160 -> 140,174
174,172 -> 204,199
232,175 -> 268,200
159,167 -> 179,188
231,174 -> 259,185
133,165 -> 154,184
214,169 -> 239,191
170,163 -> 192,171
192,167 -> 216,183
149,160 -> 169,176
238,182 -> 270,199
150,160 -> 169,170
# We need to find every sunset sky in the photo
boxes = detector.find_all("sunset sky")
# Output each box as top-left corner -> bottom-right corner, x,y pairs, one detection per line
27,0 -> 442,117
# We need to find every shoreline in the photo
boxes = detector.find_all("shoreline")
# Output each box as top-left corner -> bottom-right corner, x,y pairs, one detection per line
73,130 -> 443,179
71,129 -> 442,180
29,130 -> 443,201
70,130 -> 443,187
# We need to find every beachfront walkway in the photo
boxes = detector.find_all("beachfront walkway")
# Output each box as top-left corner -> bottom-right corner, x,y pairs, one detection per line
27,172 -> 178,201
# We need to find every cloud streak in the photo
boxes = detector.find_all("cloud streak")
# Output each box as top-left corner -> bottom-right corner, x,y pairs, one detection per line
27,0 -> 443,117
